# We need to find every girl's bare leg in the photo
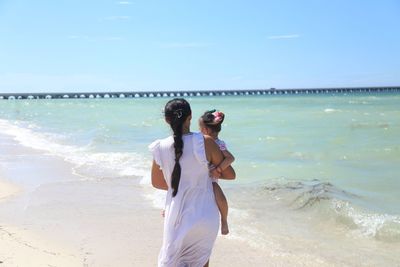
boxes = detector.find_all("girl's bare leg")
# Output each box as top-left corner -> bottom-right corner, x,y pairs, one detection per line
204,260 -> 209,267
212,182 -> 229,235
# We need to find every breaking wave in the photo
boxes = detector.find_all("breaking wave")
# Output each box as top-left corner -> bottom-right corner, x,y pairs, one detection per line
263,179 -> 400,242
0,118 -> 150,180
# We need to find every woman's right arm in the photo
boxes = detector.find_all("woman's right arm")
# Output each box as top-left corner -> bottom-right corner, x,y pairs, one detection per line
205,136 -> 236,180
151,160 -> 168,190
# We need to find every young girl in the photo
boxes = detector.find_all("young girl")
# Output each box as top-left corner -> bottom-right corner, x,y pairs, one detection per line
199,109 -> 235,235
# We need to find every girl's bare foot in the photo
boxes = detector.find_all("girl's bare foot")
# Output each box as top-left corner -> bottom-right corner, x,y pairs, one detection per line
221,220 -> 229,235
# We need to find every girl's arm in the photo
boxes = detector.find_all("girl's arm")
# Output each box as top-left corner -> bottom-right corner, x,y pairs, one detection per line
151,160 -> 168,190
205,136 -> 236,180
217,150 -> 235,172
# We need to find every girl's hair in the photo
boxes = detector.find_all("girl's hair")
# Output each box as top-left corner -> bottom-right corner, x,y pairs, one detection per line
164,98 -> 192,197
200,109 -> 225,133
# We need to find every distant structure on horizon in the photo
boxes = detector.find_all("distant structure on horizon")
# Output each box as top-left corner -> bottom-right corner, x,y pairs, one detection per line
0,86 -> 399,100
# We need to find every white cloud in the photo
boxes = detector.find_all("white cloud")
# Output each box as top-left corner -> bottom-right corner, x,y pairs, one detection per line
231,76 -> 244,81
104,15 -> 131,21
67,35 -> 124,42
104,36 -> 124,41
160,42 -> 211,48
268,34 -> 301,40
67,35 -> 90,40
117,1 -> 132,4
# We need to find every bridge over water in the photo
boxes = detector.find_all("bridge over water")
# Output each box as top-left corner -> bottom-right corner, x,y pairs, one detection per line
0,86 -> 399,100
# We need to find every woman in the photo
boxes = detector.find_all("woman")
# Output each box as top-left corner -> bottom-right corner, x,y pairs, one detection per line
149,98 -> 236,267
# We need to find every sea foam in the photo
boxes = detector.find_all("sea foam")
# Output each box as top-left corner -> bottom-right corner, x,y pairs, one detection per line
0,119 -> 150,180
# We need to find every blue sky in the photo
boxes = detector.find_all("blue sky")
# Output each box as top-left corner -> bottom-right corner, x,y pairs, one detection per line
0,0 -> 399,93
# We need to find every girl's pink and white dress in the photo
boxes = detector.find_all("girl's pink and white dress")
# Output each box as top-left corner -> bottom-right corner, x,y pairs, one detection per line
149,132 -> 219,267
214,138 -> 227,152
210,138 -> 227,183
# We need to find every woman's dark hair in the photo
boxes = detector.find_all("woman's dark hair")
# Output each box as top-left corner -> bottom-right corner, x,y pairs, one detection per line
164,98 -> 192,197
200,109 -> 225,133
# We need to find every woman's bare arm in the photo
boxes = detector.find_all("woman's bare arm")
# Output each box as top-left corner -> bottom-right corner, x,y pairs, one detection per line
151,160 -> 168,190
205,136 -> 236,180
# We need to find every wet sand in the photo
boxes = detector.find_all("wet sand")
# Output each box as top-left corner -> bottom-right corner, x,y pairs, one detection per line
0,180 -> 20,203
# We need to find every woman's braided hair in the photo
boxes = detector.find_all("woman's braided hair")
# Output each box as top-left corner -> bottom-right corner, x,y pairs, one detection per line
164,98 -> 192,197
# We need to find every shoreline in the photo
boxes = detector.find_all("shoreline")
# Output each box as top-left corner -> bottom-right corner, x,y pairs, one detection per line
0,133 -> 279,267
0,131 -> 399,266
0,133 -> 165,266
0,132 -> 340,267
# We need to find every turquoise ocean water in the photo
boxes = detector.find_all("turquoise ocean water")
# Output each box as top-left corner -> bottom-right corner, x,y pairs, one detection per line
1,93 -> 399,262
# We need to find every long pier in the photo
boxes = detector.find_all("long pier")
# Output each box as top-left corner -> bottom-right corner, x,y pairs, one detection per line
0,86 -> 399,100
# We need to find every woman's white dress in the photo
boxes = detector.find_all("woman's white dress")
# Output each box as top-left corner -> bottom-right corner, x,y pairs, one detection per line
149,132 -> 219,267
